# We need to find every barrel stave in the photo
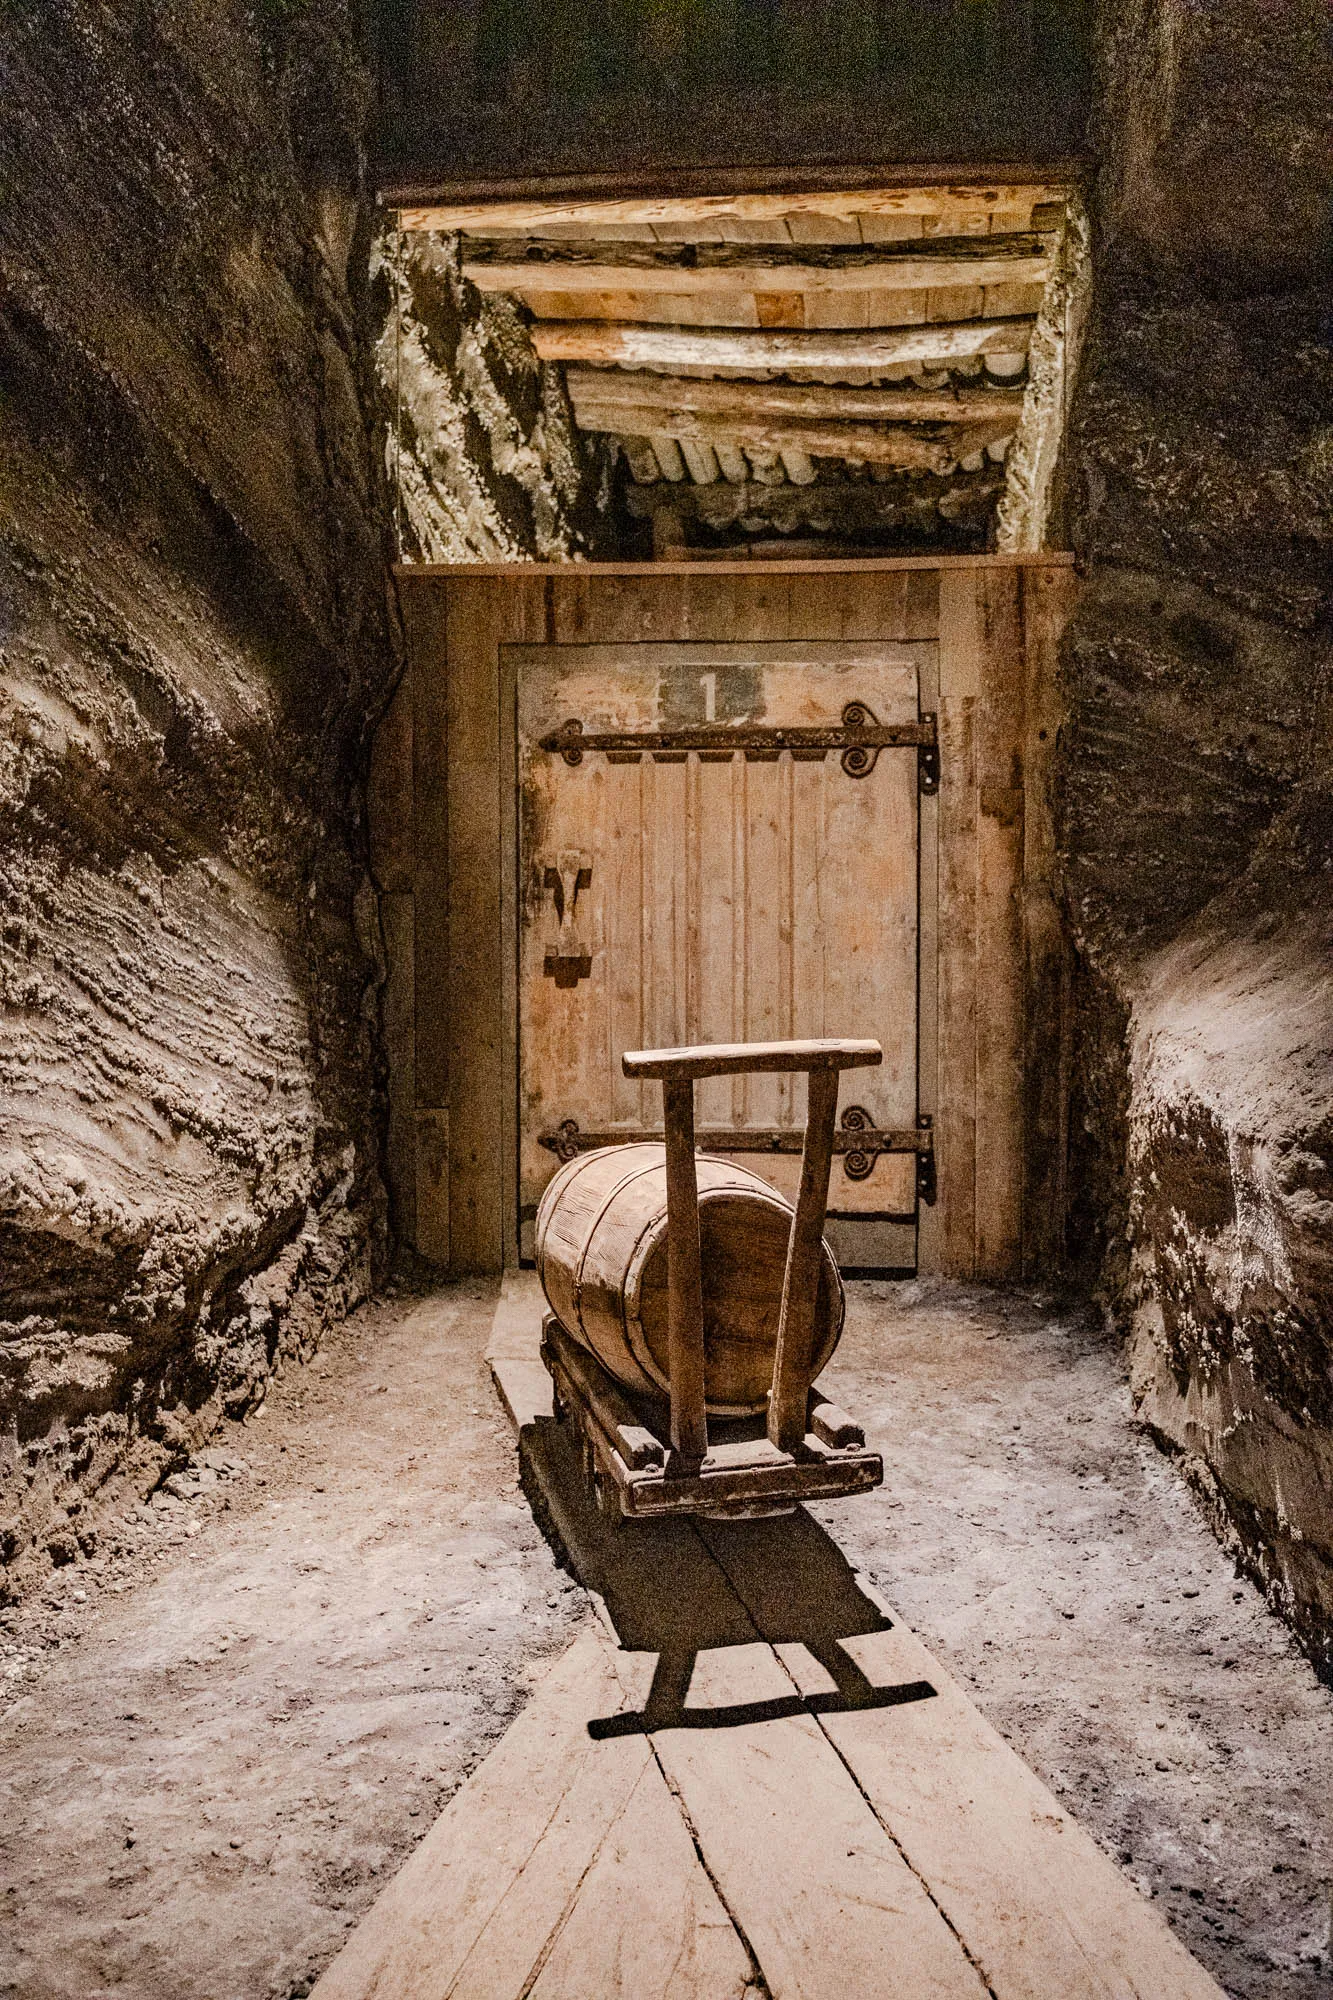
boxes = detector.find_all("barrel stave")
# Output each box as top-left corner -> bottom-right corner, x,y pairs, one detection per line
536,1145 -> 844,1418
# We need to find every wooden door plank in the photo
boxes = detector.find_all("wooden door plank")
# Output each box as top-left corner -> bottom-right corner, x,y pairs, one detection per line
381,890 -> 417,1249
310,1632 -> 651,2000
932,572 -> 982,1276
787,570 -> 910,642
399,582 -> 451,1264
741,754 -> 787,1138
607,758 -> 649,1129
517,646 -> 662,1203
587,572 -> 694,644
693,756 -> 742,1130
525,1761 -> 757,2000
678,570 -> 794,642
370,660 -> 419,1246
972,571 -> 1026,1280
445,577 -> 544,1273
550,572 -> 593,644
648,757 -> 689,1055
905,568 -> 942,642
700,576 -> 795,1134
813,693 -> 918,1218
914,624 -> 944,1272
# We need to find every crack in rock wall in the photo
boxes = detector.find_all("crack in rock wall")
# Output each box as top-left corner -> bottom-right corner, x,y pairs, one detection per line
1065,0 -> 1333,1669
376,231 -> 610,562
0,0 -> 398,1593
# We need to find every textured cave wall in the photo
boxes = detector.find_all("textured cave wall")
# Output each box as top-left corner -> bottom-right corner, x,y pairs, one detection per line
1064,0 -> 1333,1667
0,1 -> 397,1590
376,230 -> 610,562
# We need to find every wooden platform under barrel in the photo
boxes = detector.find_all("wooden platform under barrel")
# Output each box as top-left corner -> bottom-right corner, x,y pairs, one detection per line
534,1038 -> 886,1519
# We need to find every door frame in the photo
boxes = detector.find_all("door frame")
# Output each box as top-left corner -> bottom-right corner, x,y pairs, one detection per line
378,556 -> 1078,1279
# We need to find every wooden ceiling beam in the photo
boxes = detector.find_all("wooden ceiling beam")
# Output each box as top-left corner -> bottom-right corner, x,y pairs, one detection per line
462,238 -> 1052,296
532,318 -> 1034,370
566,369 -> 1025,424
395,183 -> 1073,233
584,410 -> 1015,472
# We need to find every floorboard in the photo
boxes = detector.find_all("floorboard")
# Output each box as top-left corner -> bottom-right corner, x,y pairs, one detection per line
313,1286 -> 1229,2000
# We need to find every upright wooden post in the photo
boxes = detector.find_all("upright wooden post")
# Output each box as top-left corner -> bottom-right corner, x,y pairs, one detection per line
661,1076 -> 708,1462
624,1038 -> 882,1463
768,1066 -> 842,1452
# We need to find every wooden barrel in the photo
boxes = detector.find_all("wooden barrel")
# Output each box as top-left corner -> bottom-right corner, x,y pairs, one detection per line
536,1144 -> 844,1418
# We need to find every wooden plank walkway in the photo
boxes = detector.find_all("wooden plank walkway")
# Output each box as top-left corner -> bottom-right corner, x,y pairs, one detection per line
314,1275 -> 1226,2000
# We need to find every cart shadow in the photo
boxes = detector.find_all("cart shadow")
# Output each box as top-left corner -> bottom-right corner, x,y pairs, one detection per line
521,1411 -> 936,1738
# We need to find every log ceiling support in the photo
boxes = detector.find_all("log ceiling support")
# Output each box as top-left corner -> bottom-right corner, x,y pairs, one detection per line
578,410 -> 1016,472
531,318 -> 1035,370
565,371 -> 1026,424
395,181 -> 1074,235
622,470 -> 1006,526
386,171 -> 1075,543
460,238 -> 1053,295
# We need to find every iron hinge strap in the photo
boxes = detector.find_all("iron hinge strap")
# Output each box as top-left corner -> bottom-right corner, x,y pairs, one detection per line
540,1110 -> 935,1174
540,702 -> 939,789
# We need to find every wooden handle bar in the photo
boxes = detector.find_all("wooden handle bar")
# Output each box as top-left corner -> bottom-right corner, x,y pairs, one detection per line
623,1037 -> 883,1082
633,1035 -> 882,1466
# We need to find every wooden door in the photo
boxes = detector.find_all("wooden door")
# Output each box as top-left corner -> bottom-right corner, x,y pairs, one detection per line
515,640 -> 932,1269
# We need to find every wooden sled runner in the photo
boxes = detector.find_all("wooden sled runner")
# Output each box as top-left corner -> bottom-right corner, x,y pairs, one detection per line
539,1038 -> 886,1520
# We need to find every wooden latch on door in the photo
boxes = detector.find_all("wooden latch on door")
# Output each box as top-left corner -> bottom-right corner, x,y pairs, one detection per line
542,851 -> 594,988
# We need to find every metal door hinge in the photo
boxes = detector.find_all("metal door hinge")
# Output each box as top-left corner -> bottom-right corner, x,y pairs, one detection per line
540,1113 -> 937,1182
540,702 -> 939,785
915,1114 -> 937,1206
917,722 -> 940,796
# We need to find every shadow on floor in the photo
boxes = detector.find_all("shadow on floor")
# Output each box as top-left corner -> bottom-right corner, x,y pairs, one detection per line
522,1413 -> 936,1737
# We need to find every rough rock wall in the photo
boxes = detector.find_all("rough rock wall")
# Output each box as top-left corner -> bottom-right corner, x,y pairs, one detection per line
0,0 -> 396,1591
377,230 -> 609,562
1064,0 -> 1333,1668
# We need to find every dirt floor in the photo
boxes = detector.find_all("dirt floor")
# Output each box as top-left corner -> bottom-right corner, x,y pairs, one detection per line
0,1283 -> 586,2000
818,1282 -> 1333,2000
2,1278 -> 1331,2000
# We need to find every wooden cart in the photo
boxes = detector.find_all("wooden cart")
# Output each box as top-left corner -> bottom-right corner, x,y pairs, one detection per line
541,1038 -> 886,1520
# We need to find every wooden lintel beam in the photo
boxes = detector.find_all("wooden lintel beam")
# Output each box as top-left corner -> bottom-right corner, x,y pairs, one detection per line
566,369 -> 1025,424
533,318 -> 1034,370
394,182 -> 1074,233
588,410 -> 1015,471
462,241 -> 1052,296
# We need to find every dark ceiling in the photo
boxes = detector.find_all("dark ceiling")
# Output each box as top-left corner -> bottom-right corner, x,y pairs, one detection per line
371,0 -> 1094,194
